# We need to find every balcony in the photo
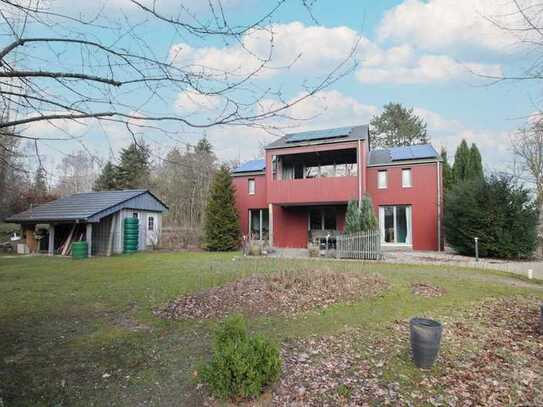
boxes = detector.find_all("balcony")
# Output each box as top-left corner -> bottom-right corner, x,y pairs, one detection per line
268,148 -> 360,205
268,176 -> 358,205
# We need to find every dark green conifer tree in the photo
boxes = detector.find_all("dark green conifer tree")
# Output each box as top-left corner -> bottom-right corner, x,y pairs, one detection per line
204,165 -> 241,251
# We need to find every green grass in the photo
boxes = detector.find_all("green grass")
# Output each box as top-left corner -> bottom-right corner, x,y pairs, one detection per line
0,251 -> 541,406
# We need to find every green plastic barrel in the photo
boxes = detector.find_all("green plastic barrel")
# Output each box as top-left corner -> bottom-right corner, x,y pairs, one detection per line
123,218 -> 139,254
72,241 -> 88,259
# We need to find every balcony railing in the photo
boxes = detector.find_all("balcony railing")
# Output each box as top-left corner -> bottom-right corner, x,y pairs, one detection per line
268,176 -> 358,205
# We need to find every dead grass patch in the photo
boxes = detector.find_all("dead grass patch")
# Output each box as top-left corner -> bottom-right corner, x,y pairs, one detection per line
156,270 -> 388,320
411,282 -> 447,297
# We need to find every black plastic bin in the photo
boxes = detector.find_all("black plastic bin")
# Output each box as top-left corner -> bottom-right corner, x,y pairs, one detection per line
410,318 -> 442,369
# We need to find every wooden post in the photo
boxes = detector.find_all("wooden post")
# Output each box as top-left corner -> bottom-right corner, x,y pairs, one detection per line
268,204 -> 273,247
259,209 -> 263,241
106,214 -> 117,257
86,223 -> 92,257
48,224 -> 55,256
24,224 -> 37,253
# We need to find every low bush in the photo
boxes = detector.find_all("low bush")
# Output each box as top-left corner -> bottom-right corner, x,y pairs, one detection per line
201,314 -> 281,400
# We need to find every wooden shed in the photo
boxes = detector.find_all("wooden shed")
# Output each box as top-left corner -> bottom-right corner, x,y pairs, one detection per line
6,189 -> 168,256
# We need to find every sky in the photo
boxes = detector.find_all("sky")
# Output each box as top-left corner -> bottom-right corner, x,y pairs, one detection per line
12,0 -> 543,181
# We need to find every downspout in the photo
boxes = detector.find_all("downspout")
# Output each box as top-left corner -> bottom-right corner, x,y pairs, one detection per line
358,139 -> 362,207
437,160 -> 442,252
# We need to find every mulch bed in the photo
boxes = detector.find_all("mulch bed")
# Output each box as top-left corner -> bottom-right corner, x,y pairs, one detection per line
273,297 -> 543,406
156,270 -> 388,320
411,282 -> 447,297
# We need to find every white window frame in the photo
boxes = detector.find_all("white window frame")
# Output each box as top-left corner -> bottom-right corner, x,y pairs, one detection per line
379,205 -> 412,246
249,209 -> 269,240
148,216 -> 155,231
248,178 -> 256,195
402,168 -> 412,188
378,170 -> 388,189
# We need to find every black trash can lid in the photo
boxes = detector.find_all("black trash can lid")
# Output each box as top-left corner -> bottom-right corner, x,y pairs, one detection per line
410,318 -> 442,328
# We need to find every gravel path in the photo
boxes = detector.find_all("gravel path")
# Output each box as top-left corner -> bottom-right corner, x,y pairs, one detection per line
384,250 -> 543,281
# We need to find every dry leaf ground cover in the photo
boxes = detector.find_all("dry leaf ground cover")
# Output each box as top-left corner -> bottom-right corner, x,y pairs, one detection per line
274,297 -> 543,406
1,252 -> 543,406
156,270 -> 388,320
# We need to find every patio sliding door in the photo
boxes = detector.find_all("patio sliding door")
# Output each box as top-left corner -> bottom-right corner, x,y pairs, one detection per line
248,209 -> 269,240
379,205 -> 412,245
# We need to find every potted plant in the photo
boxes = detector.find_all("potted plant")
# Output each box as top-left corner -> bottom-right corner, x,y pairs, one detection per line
410,318 -> 443,369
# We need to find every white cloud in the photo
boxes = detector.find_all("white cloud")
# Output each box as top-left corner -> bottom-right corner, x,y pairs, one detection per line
170,21 -> 502,86
413,109 -> 511,169
377,0 -> 537,53
212,90 -> 513,171
204,90 -> 379,162
357,53 -> 502,84
169,22 -> 360,79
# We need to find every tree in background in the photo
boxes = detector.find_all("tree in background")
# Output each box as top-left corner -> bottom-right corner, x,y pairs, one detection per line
440,147 -> 454,192
452,139 -> 470,182
33,167 -> 48,197
204,165 -> 240,251
467,144 -> 484,180
344,196 -> 378,233
115,141 -> 151,189
154,138 -> 217,247
54,151 -> 99,196
0,129 -> 27,220
195,138 -> 213,154
444,175 -> 537,259
511,120 -> 543,206
511,119 -> 543,256
94,162 -> 118,192
370,103 -> 428,148
452,139 -> 484,184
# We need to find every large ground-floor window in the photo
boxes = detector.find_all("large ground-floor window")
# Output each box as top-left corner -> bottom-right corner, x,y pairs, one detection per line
249,208 -> 269,240
308,207 -> 337,231
379,205 -> 412,245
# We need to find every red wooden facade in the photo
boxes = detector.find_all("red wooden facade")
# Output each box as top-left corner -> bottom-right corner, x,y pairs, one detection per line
233,127 -> 442,251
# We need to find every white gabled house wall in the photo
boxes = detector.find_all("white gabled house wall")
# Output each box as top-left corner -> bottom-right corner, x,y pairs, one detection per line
113,208 -> 163,254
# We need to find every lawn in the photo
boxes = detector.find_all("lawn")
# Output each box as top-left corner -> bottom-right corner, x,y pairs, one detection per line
0,252 -> 542,406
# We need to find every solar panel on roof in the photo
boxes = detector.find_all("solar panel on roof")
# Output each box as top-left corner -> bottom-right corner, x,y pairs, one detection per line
390,144 -> 437,161
285,126 -> 352,143
233,159 -> 265,173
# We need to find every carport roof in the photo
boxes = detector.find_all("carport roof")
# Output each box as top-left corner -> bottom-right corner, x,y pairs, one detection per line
6,189 -> 167,223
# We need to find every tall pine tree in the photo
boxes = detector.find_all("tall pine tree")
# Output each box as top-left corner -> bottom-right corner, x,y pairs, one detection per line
452,139 -> 471,183
467,143 -> 483,180
115,141 -> 151,189
440,147 -> 454,191
94,161 -> 118,191
452,139 -> 484,184
204,165 -> 241,251
370,103 -> 428,148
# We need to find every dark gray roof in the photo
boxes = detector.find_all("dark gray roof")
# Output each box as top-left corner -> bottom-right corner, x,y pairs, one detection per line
6,189 -> 168,223
368,144 -> 439,166
265,125 -> 368,150
232,159 -> 266,174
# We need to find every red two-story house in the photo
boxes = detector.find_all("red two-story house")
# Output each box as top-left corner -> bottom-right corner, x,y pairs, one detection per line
232,125 -> 443,251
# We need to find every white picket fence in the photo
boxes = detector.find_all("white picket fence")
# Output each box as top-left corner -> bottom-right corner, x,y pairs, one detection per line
336,230 -> 383,260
